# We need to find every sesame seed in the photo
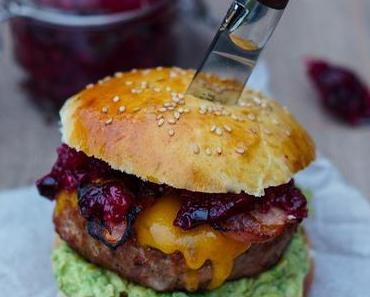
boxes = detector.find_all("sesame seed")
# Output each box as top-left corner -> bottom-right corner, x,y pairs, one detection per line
172,96 -> 180,103
178,100 -> 185,105
247,113 -> 256,121
97,80 -> 104,85
199,109 -> 206,115
174,111 -> 181,120
167,106 -> 175,111
159,107 -> 167,112
285,130 -> 292,136
167,118 -> 176,125
166,87 -> 172,92
86,83 -> 94,89
103,76 -> 111,82
178,108 -> 184,114
156,66 -> 163,71
205,148 -> 212,156
231,114 -> 238,121
168,129 -> 175,137
210,125 -> 217,132
239,101 -> 247,107
153,87 -> 161,93
131,89 -> 142,94
157,118 -> 165,127
142,69 -> 151,75
253,96 -> 262,104
287,215 -> 296,221
192,144 -> 200,155
264,129 -> 271,135
200,104 -> 207,111
133,107 -> 141,112
125,81 -> 133,86
102,106 -> 109,113
170,72 -> 177,78
164,102 -> 172,108
183,108 -> 190,113
105,118 -> 113,125
140,81 -> 148,89
215,111 -> 222,116
114,72 -> 123,78
112,96 -> 120,103
215,127 -> 223,136
216,147 -> 223,155
119,106 -> 126,113
224,125 -> 232,133
156,114 -> 164,120
178,93 -> 184,99
131,69 -> 138,73
235,146 -> 246,155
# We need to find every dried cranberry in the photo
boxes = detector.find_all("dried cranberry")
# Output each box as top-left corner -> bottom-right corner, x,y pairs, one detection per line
307,59 -> 370,125
78,180 -> 138,248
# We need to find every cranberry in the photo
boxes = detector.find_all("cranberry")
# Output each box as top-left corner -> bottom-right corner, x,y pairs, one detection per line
10,0 -> 178,111
174,193 -> 254,229
36,176 -> 59,200
174,181 -> 308,230
36,144 -> 115,199
34,0 -> 156,13
78,180 -> 137,248
307,59 -> 370,125
37,144 -> 308,248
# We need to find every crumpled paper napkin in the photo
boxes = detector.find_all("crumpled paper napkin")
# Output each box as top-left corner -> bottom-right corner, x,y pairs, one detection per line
0,156 -> 369,297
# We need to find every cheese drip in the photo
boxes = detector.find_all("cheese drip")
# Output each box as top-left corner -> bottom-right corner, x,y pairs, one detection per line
135,196 -> 251,291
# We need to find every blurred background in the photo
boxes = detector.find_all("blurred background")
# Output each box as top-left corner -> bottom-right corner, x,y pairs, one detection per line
0,0 -> 369,199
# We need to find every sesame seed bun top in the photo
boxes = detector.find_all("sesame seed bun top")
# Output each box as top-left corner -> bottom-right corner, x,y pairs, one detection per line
60,67 -> 315,196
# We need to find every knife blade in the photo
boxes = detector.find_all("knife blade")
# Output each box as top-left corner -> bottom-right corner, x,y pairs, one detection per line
186,0 -> 289,105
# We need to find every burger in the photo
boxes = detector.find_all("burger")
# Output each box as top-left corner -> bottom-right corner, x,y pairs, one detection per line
36,67 -> 315,297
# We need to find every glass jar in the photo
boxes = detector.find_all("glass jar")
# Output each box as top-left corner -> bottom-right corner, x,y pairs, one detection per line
1,0 -> 186,110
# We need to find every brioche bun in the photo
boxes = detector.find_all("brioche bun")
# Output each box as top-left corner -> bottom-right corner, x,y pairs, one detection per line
60,67 -> 315,196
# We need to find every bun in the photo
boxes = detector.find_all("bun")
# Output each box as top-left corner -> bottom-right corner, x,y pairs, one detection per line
60,67 -> 315,196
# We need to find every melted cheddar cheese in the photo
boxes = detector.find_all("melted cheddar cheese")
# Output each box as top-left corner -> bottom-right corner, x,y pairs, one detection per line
135,196 -> 251,291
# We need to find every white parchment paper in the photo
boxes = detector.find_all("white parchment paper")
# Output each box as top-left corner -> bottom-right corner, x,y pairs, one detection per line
1,157 -> 369,297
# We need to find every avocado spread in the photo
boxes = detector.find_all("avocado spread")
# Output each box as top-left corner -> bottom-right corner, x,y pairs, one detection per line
52,230 -> 310,297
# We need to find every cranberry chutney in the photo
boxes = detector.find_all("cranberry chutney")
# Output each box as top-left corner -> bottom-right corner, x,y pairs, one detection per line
37,144 -> 308,248
10,0 -> 178,110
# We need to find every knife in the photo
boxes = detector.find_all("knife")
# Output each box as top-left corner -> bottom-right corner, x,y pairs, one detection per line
186,0 -> 289,105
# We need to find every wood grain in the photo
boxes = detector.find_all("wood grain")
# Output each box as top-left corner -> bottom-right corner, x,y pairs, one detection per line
0,0 -> 369,200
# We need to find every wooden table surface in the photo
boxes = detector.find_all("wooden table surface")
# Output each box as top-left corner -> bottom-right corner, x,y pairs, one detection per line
1,0 -> 369,200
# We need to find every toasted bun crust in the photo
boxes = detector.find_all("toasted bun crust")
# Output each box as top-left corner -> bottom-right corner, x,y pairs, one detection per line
60,67 -> 315,196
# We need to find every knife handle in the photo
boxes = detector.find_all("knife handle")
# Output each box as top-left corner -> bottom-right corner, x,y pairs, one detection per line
257,0 -> 289,10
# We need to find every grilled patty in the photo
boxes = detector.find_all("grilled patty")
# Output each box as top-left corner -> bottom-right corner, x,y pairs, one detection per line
54,193 -> 297,292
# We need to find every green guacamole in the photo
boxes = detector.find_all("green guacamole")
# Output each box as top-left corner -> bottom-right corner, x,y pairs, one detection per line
52,230 -> 310,297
